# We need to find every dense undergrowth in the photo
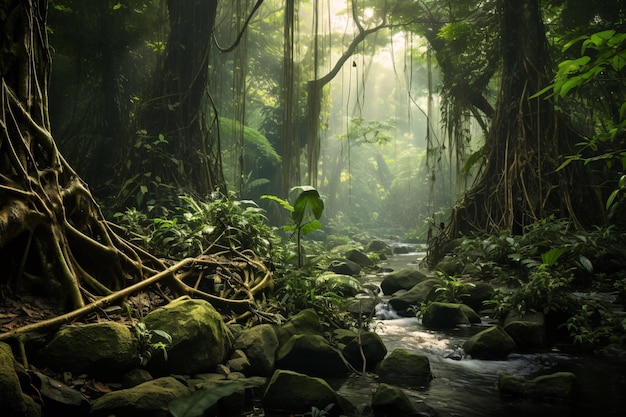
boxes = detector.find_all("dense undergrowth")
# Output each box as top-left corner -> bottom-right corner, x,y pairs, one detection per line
110,191 -> 626,352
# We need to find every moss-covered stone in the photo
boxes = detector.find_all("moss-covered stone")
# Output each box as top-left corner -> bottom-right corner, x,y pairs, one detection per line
463,326 -> 516,359
371,383 -> 417,416
0,342 -> 41,417
143,297 -> 230,375
277,308 -> 322,345
342,331 -> 387,372
377,348 -> 431,380
35,322 -> 136,379
276,334 -> 348,377
263,370 -> 353,416
380,269 -> 430,295
388,279 -> 439,316
498,372 -> 578,399
233,324 -> 279,376
315,272 -> 364,297
421,302 -> 481,329
90,376 -> 190,417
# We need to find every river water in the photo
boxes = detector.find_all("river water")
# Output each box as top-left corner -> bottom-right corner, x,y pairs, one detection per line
329,249 -> 626,417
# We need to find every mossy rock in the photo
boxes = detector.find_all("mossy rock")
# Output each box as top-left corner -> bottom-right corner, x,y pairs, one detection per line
421,302 -> 481,329
463,326 -> 516,359
380,269 -> 430,295
387,279 -> 439,316
498,372 -> 578,399
0,342 -> 41,417
276,334 -> 348,377
377,348 -> 431,380
277,308 -> 323,345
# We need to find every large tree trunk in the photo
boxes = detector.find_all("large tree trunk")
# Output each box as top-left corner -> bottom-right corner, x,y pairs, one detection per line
126,0 -> 224,205
429,0 -> 604,262
0,0 -> 161,310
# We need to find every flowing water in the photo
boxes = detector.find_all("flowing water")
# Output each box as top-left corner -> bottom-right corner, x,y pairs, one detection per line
330,248 -> 626,417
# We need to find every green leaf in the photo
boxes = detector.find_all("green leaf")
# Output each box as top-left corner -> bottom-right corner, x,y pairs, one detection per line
559,75 -> 583,97
261,194 -> 294,212
579,255 -> 593,274
300,219 -> 323,236
112,3 -> 122,10
461,147 -> 484,174
169,378 -> 265,417
541,247 -> 568,267
606,188 -> 620,210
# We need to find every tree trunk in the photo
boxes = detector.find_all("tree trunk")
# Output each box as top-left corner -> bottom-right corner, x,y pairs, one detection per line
0,0 -> 161,310
430,0 -> 604,261
127,0 -> 224,205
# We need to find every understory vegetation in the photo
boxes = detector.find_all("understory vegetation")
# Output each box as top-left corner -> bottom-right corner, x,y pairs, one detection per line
111,190 -> 626,353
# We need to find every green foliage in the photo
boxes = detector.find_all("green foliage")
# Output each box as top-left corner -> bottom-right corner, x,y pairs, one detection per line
262,186 -> 324,267
114,192 -> 277,259
133,322 -> 172,367
432,269 -> 475,304
168,377 -> 265,417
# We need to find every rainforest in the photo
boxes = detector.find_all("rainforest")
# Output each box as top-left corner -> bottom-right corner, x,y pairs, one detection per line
0,1 -> 625,416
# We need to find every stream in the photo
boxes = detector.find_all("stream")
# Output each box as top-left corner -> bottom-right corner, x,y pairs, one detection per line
329,248 -> 626,416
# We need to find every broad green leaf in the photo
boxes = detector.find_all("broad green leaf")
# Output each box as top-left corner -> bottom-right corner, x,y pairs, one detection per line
261,194 -> 294,212
559,75 -> 583,97
300,219 -> 322,236
541,247 -> 567,267
606,188 -> 620,210
579,255 -> 593,274
461,147 -> 484,174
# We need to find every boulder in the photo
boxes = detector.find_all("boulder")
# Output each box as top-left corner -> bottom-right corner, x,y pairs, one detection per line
263,370 -> 354,417
421,302 -> 481,329
277,308 -> 323,345
463,326 -> 516,359
498,372 -> 578,399
32,370 -> 90,415
345,249 -> 375,267
503,311 -> 547,349
35,322 -> 136,379
464,282 -> 496,312
232,324 -> 279,376
372,383 -> 436,417
276,334 -> 348,377
0,342 -> 41,417
342,331 -> 387,372
380,269 -> 430,295
377,348 -> 431,381
388,279 -> 439,316
315,272 -> 364,297
328,259 -> 362,276
90,376 -> 190,417
434,257 -> 464,276
142,297 -> 230,375
365,240 -> 393,255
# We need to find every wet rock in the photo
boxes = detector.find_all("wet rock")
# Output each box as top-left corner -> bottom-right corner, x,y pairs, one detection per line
380,269 -> 430,295
503,311 -> 546,349
434,256 -> 464,276
35,322 -> 136,379
227,349 -> 251,373
387,279 -> 439,316
315,272 -> 364,297
122,368 -> 153,388
372,383 -> 436,417
365,240 -> 393,255
342,331 -> 387,372
233,324 -> 279,376
421,302 -> 481,329
263,369 -> 354,416
0,342 -> 41,417
498,372 -> 578,399
142,297 -> 230,375
90,376 -> 190,417
377,348 -> 432,381
463,326 -> 516,359
277,308 -> 323,345
328,259 -> 362,276
276,334 -> 348,377
345,248 -> 376,267
464,282 -> 496,312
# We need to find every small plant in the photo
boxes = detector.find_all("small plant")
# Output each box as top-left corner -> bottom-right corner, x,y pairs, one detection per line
133,322 -> 172,366
433,269 -> 476,303
305,403 -> 334,417
262,186 -> 324,268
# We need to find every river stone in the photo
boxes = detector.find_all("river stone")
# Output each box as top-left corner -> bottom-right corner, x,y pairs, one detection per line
263,369 -> 354,416
371,383 -> 435,417
276,334 -> 348,377
0,342 -> 41,417
380,268 -> 430,295
233,323 -> 279,376
328,259 -> 362,276
434,256 -> 464,276
277,308 -> 322,345
142,297 -> 230,375
421,302 -> 481,329
463,326 -> 516,359
503,311 -> 546,349
377,348 -> 432,380
342,331 -> 387,372
315,272 -> 364,297
388,279 -> 439,316
464,282 -> 495,312
365,239 -> 393,255
498,372 -> 578,399
345,248 -> 375,267
90,376 -> 190,417
36,322 -> 136,379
